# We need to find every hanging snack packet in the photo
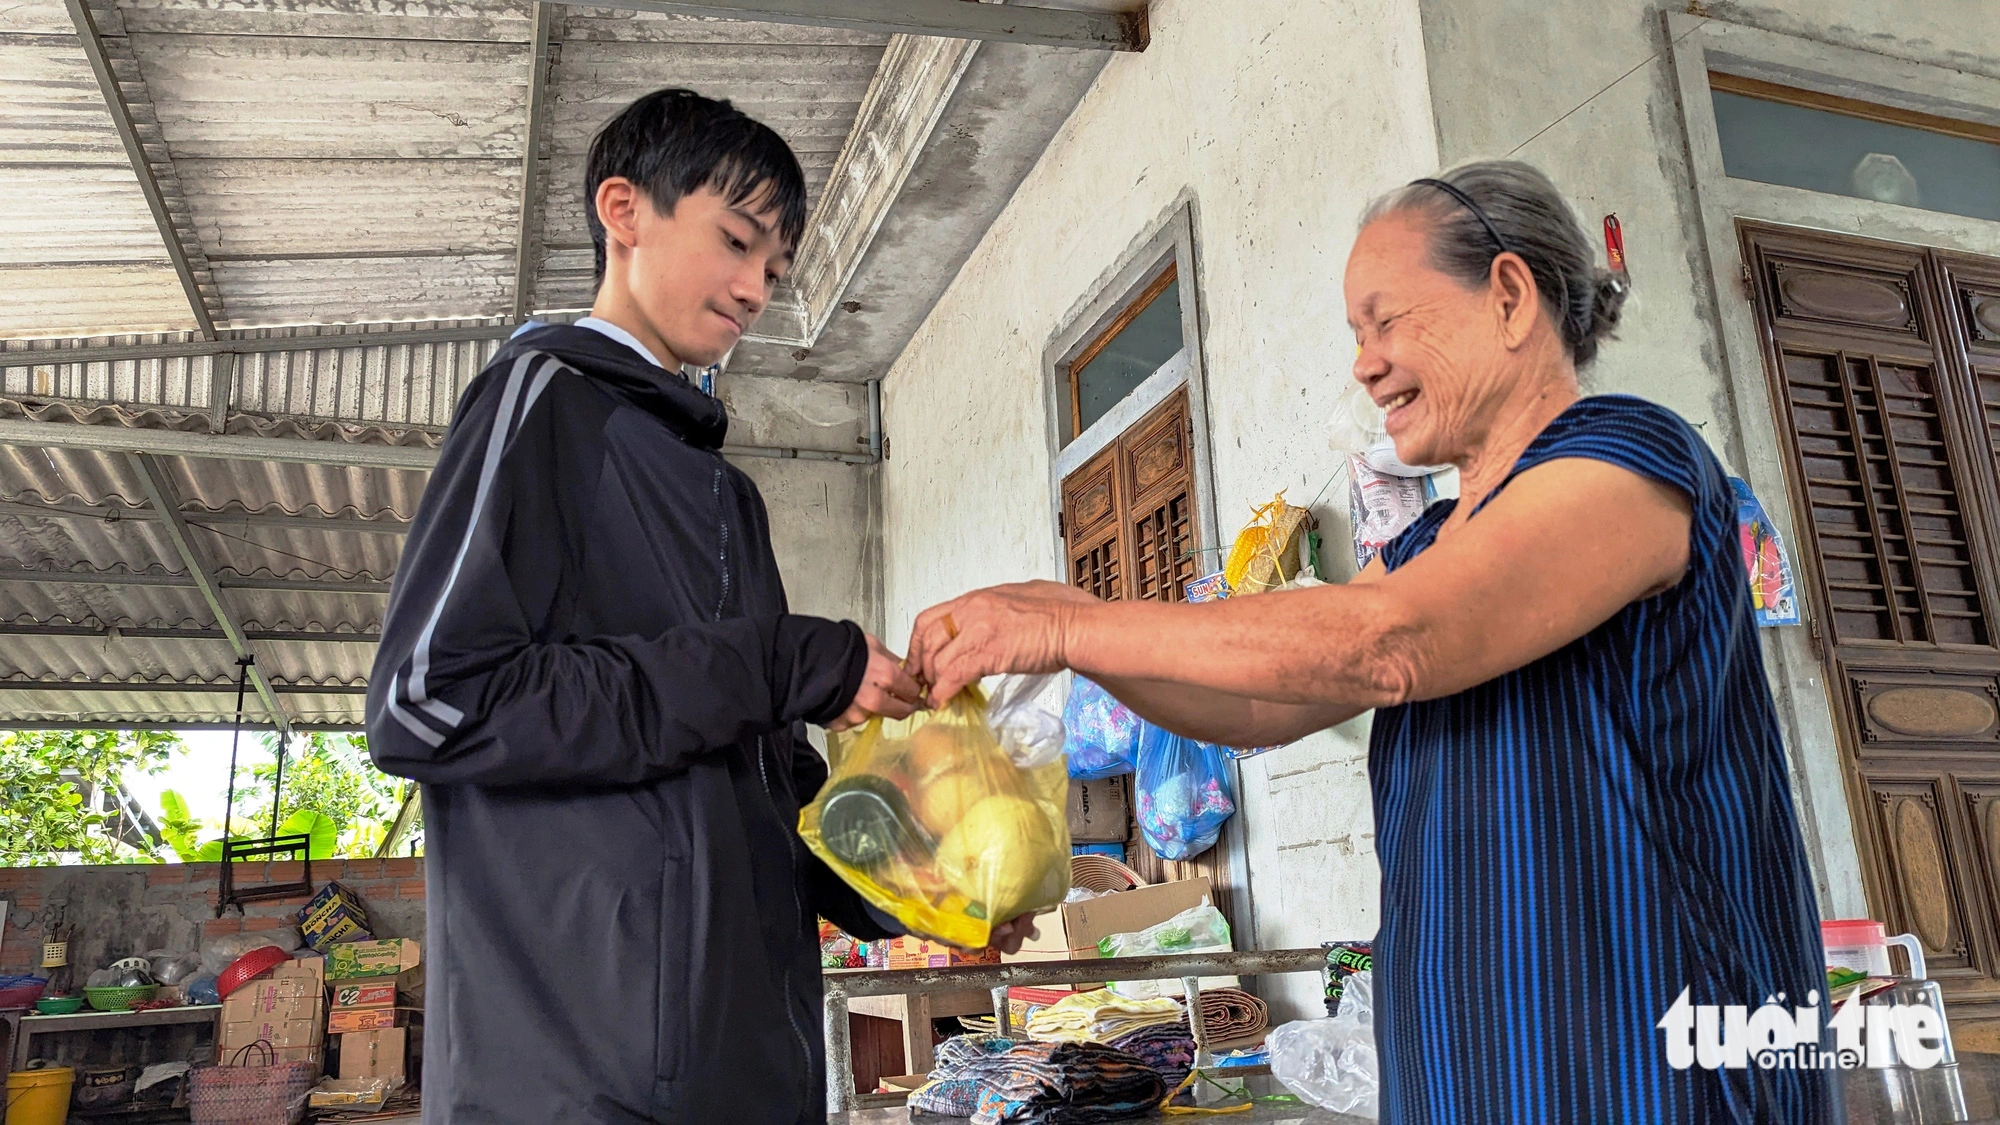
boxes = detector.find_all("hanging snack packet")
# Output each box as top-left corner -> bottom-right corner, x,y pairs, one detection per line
801,677 -> 1073,949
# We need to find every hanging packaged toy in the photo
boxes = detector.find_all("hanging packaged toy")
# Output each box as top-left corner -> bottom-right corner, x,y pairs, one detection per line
1348,454 -> 1428,570
1062,676 -> 1143,779
1133,724 -> 1237,861
801,677 -> 1072,949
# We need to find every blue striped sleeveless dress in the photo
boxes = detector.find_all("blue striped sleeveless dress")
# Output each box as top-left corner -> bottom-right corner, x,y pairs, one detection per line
1369,395 -> 1830,1123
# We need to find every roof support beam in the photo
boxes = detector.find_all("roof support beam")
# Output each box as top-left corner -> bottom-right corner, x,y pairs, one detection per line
577,0 -> 1146,50
0,623 -> 379,644
0,498 -> 411,536
0,417 -> 873,467
513,3 -> 556,319
127,453 -> 293,736
0,680 -> 364,696
1,322 -> 517,365
0,564 -> 391,595
62,0 -> 217,337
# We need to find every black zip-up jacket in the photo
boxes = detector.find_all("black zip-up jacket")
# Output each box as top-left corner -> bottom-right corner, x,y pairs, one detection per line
366,324 -> 892,1124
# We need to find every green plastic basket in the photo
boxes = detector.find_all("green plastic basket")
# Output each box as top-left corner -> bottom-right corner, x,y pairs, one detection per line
83,984 -> 157,1011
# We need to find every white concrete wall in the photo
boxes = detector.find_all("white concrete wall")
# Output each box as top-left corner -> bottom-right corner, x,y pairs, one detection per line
1416,0 -> 2000,923
877,0 -> 1440,1020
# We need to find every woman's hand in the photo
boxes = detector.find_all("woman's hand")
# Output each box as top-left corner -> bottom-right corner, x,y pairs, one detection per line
907,582 -> 1098,706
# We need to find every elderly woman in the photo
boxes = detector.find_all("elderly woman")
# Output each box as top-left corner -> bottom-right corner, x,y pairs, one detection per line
907,161 -> 1827,1122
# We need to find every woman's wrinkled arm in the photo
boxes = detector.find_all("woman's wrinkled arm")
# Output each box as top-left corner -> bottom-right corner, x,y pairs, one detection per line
909,457 -> 1691,742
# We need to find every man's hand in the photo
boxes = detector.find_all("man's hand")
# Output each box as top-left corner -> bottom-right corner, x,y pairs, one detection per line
828,633 -> 924,732
907,582 -> 1098,706
985,912 -> 1041,956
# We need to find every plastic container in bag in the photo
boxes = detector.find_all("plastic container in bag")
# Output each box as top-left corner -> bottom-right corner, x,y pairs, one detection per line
1270,968 -> 1378,1119
1133,724 -> 1237,860
1062,677 -> 1142,779
801,676 -> 1072,950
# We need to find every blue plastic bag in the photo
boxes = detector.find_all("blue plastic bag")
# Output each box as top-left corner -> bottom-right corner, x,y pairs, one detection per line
185,973 -> 220,1006
1062,676 -> 1143,779
1134,724 -> 1237,860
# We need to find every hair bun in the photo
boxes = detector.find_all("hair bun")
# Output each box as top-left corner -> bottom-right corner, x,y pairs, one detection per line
1573,269 -> 1628,367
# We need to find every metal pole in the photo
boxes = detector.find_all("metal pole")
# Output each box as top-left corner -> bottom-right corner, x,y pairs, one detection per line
867,378 -> 883,463
823,982 -> 852,1114
990,984 -> 1010,1038
1182,974 -> 1209,1084
223,658 -> 248,844
268,730 -> 288,840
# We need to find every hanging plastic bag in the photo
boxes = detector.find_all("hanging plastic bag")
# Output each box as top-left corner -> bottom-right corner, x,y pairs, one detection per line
1349,454 -> 1429,571
1133,724 -> 1236,860
1269,969 -> 1378,1118
801,676 -> 1072,950
1062,676 -> 1142,779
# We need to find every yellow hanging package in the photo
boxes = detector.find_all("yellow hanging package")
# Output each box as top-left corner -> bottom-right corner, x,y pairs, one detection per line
801,677 -> 1072,950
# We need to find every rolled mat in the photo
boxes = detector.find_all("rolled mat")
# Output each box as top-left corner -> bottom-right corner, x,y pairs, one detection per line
1193,987 -> 1268,1044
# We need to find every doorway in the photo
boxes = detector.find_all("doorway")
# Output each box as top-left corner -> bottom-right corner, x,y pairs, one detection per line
1745,222 -> 2000,1006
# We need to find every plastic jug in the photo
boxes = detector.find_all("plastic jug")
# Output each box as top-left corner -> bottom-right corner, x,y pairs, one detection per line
5,1065 -> 73,1125
1822,918 -> 1927,979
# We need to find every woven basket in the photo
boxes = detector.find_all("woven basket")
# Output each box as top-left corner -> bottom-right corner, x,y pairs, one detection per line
83,984 -> 156,1011
189,1042 -> 316,1125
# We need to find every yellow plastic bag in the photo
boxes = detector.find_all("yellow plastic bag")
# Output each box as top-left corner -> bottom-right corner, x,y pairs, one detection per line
801,678 -> 1072,950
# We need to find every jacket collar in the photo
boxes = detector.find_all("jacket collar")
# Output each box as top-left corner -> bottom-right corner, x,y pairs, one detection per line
501,323 -> 729,450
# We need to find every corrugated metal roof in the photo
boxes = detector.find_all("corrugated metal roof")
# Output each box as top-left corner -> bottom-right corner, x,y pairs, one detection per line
0,442 -> 407,726
0,0 -> 199,338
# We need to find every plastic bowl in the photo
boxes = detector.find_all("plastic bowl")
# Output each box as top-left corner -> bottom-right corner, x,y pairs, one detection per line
34,995 -> 82,1015
83,985 -> 157,1012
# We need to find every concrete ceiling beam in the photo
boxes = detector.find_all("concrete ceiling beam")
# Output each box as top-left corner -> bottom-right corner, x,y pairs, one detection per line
576,0 -> 1146,51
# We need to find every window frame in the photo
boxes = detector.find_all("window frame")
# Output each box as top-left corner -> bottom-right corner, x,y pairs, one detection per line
1066,262 -> 1182,440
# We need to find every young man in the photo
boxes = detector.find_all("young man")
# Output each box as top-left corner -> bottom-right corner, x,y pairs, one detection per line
367,89 -> 929,1123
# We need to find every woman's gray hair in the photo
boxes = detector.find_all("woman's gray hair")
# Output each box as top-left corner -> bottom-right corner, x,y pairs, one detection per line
1362,160 -> 1628,367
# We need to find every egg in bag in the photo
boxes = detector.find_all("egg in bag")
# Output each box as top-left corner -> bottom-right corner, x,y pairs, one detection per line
801,677 -> 1072,949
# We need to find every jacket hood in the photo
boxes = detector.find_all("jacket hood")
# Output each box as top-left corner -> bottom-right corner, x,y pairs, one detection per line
497,323 -> 729,450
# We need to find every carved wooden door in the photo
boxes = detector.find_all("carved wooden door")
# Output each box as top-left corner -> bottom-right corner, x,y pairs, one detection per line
1745,224 -> 2000,1006
1058,390 -> 1213,889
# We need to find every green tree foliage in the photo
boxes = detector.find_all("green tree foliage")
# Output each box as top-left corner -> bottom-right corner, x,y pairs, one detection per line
160,733 -> 414,861
0,730 -> 179,866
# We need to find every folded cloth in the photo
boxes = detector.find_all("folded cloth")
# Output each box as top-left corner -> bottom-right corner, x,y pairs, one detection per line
910,1035 -> 1020,1117
973,1041 -> 1167,1125
1195,987 -> 1268,1044
911,1035 -> 1019,1117
1105,1022 -> 1196,1091
1025,989 -> 1183,1043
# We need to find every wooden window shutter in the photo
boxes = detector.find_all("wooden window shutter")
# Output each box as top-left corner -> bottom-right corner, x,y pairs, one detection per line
1751,235 -> 1996,647
1057,390 -> 1207,889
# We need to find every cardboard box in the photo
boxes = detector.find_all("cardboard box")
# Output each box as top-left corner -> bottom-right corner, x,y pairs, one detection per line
328,1006 -> 412,1034
1002,877 -> 1213,989
222,1016 -> 323,1051
884,936 -> 1001,970
224,990 -> 322,1025
1066,777 -> 1131,842
326,939 -> 420,981
874,1074 -> 926,1094
336,1028 -> 408,1081
299,882 -> 375,952
331,967 -> 422,1010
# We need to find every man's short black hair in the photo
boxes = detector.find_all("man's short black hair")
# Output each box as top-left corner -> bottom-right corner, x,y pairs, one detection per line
585,87 -> 809,283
